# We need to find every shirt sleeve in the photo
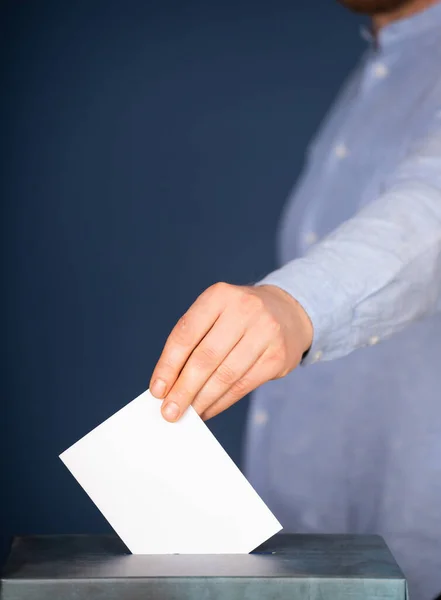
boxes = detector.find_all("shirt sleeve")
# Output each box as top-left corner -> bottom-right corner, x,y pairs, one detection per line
258,115 -> 441,366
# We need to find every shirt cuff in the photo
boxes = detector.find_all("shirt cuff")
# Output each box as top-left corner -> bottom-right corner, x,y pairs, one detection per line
257,256 -> 355,366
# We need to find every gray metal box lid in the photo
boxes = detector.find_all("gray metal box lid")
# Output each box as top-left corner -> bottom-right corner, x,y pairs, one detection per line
1,533 -> 407,599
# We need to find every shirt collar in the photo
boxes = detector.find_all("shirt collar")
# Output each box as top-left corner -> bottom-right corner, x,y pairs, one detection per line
360,1 -> 441,50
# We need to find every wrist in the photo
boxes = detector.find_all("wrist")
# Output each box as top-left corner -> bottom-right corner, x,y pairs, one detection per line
259,284 -> 314,355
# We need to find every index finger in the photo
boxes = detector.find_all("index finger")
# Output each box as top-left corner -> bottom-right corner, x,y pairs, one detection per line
150,285 -> 226,399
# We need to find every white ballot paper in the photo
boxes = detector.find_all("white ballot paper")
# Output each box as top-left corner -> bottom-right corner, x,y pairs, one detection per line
60,390 -> 282,554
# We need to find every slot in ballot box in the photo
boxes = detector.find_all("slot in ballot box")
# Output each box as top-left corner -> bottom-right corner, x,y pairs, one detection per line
1,533 -> 407,600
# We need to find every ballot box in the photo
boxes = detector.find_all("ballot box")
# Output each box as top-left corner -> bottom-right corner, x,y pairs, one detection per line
1,533 -> 407,600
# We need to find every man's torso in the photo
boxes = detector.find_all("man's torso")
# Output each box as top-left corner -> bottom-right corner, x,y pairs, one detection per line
245,6 -> 441,599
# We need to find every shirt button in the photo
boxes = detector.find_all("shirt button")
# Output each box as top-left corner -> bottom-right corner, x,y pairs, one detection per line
312,350 -> 323,363
304,231 -> 318,245
253,410 -> 269,426
373,63 -> 389,79
368,335 -> 380,346
334,143 -> 348,159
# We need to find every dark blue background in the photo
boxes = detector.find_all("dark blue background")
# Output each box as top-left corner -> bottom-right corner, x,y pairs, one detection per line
1,0 -> 363,559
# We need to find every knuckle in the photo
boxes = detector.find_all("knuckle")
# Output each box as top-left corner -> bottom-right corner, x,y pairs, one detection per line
264,342 -> 298,379
264,314 -> 281,335
229,377 -> 250,397
277,366 -> 291,378
210,281 -> 230,295
267,343 -> 287,366
193,344 -> 220,367
214,362 -> 237,385
239,291 -> 264,314
192,396 -> 211,416
171,313 -> 192,345
275,358 -> 295,378
169,386 -> 192,404
158,356 -> 177,373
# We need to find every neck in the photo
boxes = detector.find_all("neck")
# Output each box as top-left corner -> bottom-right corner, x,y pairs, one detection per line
373,0 -> 439,31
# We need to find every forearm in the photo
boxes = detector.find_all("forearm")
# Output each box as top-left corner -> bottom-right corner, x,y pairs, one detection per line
259,130 -> 441,364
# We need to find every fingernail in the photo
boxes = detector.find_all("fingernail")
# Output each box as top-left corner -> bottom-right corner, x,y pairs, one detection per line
151,379 -> 167,398
162,402 -> 180,422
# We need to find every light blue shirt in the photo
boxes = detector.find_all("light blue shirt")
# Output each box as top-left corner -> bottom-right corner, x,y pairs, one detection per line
245,5 -> 441,600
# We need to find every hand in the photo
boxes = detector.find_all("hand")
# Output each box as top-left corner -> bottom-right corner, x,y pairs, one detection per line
150,283 -> 313,422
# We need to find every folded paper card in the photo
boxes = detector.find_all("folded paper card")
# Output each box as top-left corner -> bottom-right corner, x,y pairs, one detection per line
60,390 -> 282,554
